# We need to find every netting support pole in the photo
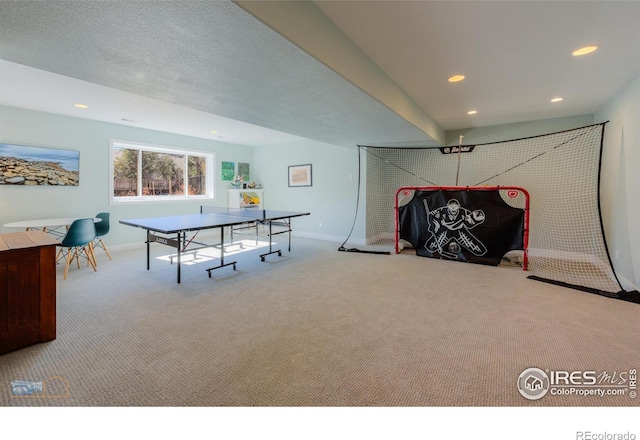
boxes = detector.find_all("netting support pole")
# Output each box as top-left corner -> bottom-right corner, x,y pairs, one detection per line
455,135 -> 464,186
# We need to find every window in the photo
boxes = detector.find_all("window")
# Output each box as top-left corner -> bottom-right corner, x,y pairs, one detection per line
110,140 -> 214,203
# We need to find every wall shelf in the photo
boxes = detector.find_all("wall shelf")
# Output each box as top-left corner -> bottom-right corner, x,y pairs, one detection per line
228,189 -> 263,210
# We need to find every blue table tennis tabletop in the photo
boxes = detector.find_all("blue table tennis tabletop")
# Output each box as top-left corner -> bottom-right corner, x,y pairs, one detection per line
120,210 -> 310,234
119,209 -> 310,283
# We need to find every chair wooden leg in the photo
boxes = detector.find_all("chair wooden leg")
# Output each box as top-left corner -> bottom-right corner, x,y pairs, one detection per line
64,249 -> 72,280
88,243 -> 97,267
92,243 -> 99,266
89,245 -> 98,270
99,238 -> 112,260
84,246 -> 97,272
74,247 -> 81,269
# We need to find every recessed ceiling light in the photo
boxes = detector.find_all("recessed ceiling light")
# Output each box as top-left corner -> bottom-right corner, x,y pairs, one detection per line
467,110 -> 478,115
551,97 -> 564,103
572,46 -> 598,56
74,103 -> 88,109
209,130 -> 219,135
448,75 -> 465,83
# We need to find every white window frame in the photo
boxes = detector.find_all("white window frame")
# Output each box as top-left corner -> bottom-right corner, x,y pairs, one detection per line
109,139 -> 215,204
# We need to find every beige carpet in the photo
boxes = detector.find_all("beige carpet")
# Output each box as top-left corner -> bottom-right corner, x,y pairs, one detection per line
1,234 -> 638,407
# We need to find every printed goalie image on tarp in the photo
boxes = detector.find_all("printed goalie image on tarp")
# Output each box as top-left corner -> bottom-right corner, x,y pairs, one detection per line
397,188 -> 527,266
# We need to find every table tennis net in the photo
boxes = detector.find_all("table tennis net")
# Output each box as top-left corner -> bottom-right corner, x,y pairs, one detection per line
200,206 -> 267,220
199,206 -> 292,232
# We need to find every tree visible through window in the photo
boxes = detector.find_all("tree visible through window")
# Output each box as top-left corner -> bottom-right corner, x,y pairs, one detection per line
111,141 -> 213,201
188,156 -> 207,195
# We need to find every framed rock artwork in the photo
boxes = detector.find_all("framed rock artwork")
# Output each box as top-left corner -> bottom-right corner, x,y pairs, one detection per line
0,143 -> 80,186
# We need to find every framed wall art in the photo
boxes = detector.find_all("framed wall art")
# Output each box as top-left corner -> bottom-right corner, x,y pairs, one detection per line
238,162 -> 250,181
288,164 -> 312,187
221,161 -> 235,181
0,143 -> 79,186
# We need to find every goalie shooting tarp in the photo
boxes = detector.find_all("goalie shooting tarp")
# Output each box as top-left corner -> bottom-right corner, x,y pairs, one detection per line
398,189 -> 524,266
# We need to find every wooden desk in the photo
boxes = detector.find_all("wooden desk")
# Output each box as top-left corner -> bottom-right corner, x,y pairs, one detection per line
0,230 -> 59,354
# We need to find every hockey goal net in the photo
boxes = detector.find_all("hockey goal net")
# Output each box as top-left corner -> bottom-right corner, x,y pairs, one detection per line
358,123 -> 623,296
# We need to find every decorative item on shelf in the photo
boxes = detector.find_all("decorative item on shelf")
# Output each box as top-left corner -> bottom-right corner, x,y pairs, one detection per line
230,175 -> 244,188
247,181 -> 257,189
242,193 -> 260,205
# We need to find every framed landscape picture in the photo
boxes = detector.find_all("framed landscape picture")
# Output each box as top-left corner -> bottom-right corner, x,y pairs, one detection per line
288,164 -> 312,187
0,143 -> 80,186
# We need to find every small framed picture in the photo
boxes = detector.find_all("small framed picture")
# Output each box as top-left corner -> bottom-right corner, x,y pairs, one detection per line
221,161 -> 235,181
238,162 -> 250,181
288,164 -> 312,187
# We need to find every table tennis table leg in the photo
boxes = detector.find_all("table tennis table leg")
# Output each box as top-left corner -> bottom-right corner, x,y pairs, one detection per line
146,234 -> 151,270
177,232 -> 182,284
206,225 -> 237,278
255,221 -> 259,245
219,227 -> 224,267
259,220 -> 283,261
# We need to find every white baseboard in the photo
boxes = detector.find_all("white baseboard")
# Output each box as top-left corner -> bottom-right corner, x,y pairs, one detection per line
292,230 -> 365,245
615,272 -> 639,292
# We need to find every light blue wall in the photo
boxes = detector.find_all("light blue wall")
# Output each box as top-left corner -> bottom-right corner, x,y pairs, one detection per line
252,140 -> 362,244
595,75 -> 640,291
0,106 -> 253,245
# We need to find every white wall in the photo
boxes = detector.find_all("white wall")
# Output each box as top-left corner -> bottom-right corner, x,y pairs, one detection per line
445,114 -> 594,146
0,106 -> 253,245
595,75 -> 640,291
252,140 -> 362,244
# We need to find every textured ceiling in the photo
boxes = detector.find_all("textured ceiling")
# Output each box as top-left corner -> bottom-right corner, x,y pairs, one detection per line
0,1 -> 435,148
1,1 -> 639,148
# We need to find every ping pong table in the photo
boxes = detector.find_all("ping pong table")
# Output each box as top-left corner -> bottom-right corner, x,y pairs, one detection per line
119,208 -> 310,283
